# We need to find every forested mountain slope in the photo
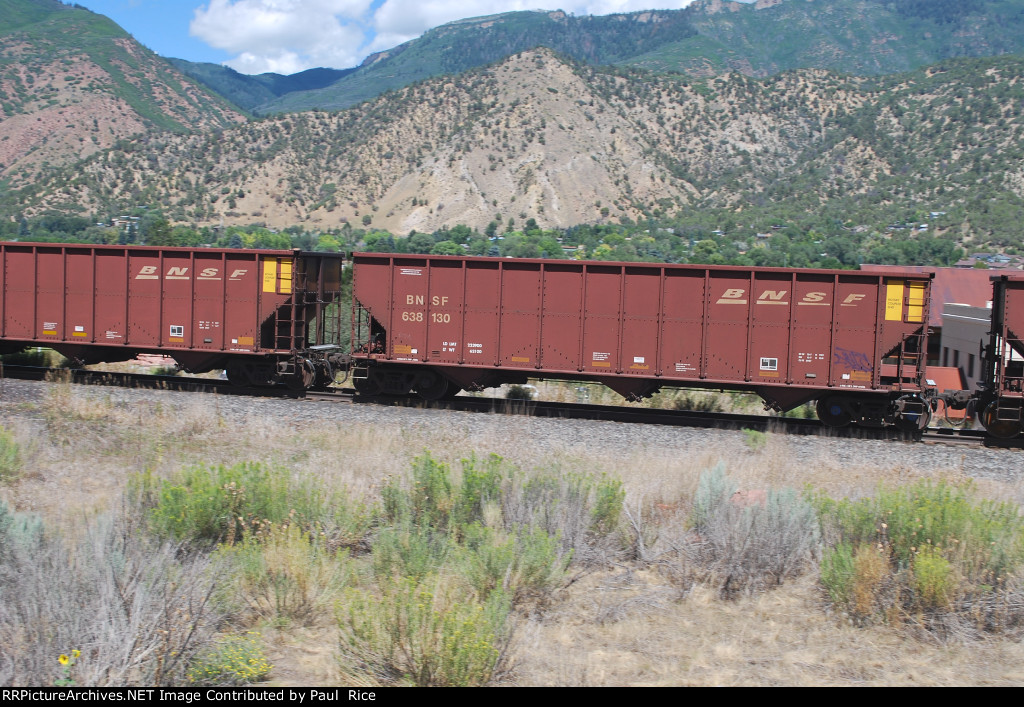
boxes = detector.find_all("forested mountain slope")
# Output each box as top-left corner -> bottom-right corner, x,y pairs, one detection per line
16,49 -> 1024,250
0,0 -> 243,187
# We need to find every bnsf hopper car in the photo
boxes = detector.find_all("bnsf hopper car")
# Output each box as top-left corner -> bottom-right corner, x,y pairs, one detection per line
349,253 -> 935,431
0,243 -> 346,389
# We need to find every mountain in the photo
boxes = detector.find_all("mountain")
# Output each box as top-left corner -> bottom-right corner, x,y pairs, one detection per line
18,49 -> 1024,249
627,0 -> 1024,76
166,59 -> 354,113
254,9 -> 697,114
0,0 -> 244,187
244,0 -> 1024,115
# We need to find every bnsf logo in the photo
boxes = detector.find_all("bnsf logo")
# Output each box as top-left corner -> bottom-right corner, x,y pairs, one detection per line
715,289 -> 868,307
134,266 -> 249,281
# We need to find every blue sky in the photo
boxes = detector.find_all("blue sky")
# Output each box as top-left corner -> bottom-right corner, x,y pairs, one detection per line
78,0 -> 708,75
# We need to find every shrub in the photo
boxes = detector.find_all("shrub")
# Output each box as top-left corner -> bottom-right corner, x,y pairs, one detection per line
691,463 -> 736,530
505,384 -> 535,400
0,427 -> 22,482
670,391 -> 725,413
131,462 -> 372,549
216,524 -> 352,626
455,523 -> 571,602
501,468 -> 625,564
913,546 -> 957,610
0,348 -> 64,367
376,454 -> 577,595
371,522 -> 453,583
341,453 -> 614,686
382,453 -> 456,531
814,480 -> 1024,589
0,508 -> 222,686
820,542 -> 856,606
383,453 -> 623,562
814,480 -> 1024,631
742,428 -> 767,451
337,575 -> 512,687
187,632 -> 272,686
685,465 -> 820,596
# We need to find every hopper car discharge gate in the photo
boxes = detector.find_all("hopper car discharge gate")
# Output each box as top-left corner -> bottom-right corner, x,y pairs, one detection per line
347,253 -> 938,432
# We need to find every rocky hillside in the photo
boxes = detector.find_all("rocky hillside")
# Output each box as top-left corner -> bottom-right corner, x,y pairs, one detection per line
0,0 -> 244,187
19,49 -> 1024,246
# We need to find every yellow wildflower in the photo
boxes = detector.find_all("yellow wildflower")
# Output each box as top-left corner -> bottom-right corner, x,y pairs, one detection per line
58,654 -> 69,665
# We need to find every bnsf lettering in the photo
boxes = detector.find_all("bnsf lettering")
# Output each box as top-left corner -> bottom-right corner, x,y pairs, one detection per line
406,295 -> 425,305
757,290 -> 788,305
716,288 -> 747,305
715,289 -> 852,307
134,266 -> 248,281
431,295 -> 449,306
799,292 -> 829,306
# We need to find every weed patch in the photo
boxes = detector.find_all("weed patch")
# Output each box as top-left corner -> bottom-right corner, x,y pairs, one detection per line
337,575 -> 512,687
130,462 -> 372,549
813,479 -> 1024,634
0,504 -> 222,686
0,426 -> 22,482
187,632 -> 272,686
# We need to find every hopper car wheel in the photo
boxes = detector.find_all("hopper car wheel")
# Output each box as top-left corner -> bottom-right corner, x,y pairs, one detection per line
816,397 -> 852,428
311,361 -> 334,391
226,362 -> 251,387
286,359 -> 317,391
353,370 -> 384,396
894,395 -> 932,432
981,402 -> 1023,439
414,372 -> 450,401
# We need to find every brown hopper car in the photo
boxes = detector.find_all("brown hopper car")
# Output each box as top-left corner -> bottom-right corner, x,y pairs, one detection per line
0,243 -> 346,389
349,253 -> 936,430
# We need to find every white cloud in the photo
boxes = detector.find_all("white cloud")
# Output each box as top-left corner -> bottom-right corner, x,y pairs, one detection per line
190,0 -> 707,74
190,0 -> 374,74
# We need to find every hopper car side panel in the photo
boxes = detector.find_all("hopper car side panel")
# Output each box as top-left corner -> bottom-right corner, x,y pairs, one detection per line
351,254 -> 932,423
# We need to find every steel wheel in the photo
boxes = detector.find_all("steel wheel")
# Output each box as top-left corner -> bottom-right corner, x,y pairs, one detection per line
816,397 -> 852,427
353,369 -> 384,396
893,395 -> 932,431
981,401 -> 1022,439
415,371 -> 450,401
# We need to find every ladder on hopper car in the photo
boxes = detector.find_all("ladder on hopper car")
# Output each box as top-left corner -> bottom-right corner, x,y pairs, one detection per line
272,257 -> 346,355
891,331 -> 928,389
274,258 -> 313,353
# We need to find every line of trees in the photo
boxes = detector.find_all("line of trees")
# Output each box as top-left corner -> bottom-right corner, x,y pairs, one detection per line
3,209 -> 972,269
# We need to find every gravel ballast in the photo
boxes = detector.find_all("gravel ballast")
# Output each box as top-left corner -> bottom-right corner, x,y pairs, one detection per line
1,378 -> 1020,484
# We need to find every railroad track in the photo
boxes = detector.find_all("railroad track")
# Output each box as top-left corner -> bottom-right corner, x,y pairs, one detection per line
1,365 -> 1004,448
0,364 -> 281,397
313,386 -> 1000,446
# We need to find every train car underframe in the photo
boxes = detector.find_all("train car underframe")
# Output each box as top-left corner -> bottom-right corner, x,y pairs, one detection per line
4,337 -> 341,392
348,357 -> 936,432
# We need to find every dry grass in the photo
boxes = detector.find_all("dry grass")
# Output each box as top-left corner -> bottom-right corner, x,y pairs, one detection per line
516,572 -> 1024,686
2,378 -> 1024,686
